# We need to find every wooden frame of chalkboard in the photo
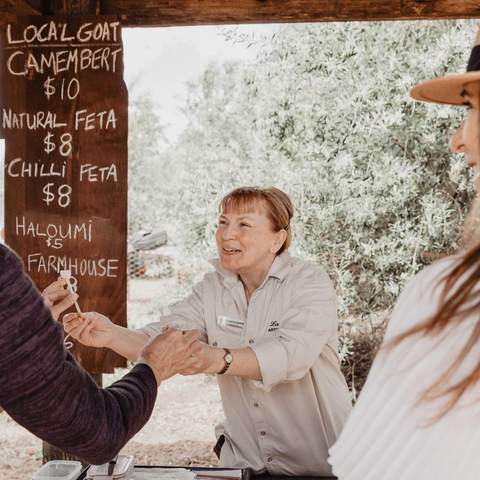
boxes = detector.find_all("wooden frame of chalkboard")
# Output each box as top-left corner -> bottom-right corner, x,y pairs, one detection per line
0,16 -> 128,373
2,1 -> 480,27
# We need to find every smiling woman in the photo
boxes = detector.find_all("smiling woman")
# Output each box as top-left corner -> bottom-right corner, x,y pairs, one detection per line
216,187 -> 292,302
64,185 -> 352,477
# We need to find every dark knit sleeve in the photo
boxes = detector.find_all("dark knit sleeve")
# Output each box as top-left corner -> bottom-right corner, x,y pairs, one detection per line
0,245 -> 157,465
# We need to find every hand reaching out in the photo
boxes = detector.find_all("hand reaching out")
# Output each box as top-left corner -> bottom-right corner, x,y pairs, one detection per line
178,341 -> 224,376
138,327 -> 204,385
63,312 -> 115,348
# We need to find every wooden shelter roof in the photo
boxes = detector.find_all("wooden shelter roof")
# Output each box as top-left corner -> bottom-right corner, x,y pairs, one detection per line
1,0 -> 480,28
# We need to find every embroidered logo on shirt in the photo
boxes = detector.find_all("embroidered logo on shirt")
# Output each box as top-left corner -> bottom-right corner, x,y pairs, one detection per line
267,320 -> 279,332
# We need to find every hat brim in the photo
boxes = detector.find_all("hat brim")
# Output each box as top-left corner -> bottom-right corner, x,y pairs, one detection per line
410,71 -> 480,105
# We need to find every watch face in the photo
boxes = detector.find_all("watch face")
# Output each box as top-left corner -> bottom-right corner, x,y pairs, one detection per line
225,353 -> 233,363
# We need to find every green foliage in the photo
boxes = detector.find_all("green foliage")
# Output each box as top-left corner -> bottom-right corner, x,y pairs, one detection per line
132,21 -> 476,319
128,93 -> 170,234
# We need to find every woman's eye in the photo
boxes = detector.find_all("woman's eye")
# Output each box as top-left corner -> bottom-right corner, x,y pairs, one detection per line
240,223 -> 251,228
218,219 -> 227,225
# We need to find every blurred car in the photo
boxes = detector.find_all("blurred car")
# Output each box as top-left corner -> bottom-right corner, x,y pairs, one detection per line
131,230 -> 167,251
128,229 -> 168,278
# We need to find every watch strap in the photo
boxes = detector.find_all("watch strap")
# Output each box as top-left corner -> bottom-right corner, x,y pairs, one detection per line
218,348 -> 232,375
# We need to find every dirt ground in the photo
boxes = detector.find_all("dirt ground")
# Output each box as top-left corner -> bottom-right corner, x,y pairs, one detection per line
0,278 -> 224,480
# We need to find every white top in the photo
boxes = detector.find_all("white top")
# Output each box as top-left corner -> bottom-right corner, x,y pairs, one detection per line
329,256 -> 480,480
142,252 -> 352,476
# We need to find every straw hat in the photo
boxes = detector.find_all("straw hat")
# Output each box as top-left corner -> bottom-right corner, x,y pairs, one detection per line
410,28 -> 480,105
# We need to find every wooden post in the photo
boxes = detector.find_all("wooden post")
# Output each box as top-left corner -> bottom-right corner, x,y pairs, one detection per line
46,0 -> 123,462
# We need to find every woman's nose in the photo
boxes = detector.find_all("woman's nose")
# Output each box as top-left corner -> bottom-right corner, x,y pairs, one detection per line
449,126 -> 465,154
222,224 -> 237,239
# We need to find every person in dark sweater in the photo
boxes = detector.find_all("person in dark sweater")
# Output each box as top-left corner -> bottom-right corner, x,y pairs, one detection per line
0,244 -> 201,465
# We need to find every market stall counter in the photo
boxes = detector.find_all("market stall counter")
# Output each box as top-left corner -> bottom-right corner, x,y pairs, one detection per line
71,463 -> 337,480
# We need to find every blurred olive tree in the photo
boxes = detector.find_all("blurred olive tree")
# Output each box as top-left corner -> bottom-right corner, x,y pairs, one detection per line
131,20 -> 476,319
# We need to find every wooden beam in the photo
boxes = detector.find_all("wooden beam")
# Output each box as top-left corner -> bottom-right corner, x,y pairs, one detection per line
40,0 -> 99,15
103,0 -> 480,27
5,0 -> 41,15
1,0 -> 480,27
0,0 -> 41,19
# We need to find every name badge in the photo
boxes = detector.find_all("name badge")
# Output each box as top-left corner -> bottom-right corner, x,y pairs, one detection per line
217,315 -> 244,330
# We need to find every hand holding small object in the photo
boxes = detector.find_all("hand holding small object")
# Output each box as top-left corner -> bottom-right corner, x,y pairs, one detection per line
58,270 -> 84,349
63,312 -> 115,348
41,278 -> 78,321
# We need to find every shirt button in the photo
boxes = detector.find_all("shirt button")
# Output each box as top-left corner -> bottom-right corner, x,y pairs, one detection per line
253,402 -> 259,408
267,457 -> 273,463
248,338 -> 255,344
260,431 -> 266,436
212,341 -> 218,347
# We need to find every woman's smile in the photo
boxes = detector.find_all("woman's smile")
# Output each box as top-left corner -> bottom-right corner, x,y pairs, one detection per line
222,246 -> 242,255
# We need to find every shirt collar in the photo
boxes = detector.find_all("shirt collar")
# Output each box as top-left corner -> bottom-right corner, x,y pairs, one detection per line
209,251 -> 292,288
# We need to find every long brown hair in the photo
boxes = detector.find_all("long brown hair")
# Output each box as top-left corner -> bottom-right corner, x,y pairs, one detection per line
389,197 -> 480,420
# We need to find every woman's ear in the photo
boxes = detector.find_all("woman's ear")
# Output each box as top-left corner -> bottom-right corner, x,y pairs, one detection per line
270,229 -> 288,254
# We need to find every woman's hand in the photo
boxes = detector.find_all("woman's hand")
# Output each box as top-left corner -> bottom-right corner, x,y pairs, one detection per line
179,341 -> 225,376
139,328 -> 204,384
42,279 -> 78,321
63,312 -> 115,348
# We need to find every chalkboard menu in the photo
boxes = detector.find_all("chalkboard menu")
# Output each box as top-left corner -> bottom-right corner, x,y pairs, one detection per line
0,17 -> 128,373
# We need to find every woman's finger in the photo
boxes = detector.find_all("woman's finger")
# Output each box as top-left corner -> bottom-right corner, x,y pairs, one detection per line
71,318 -> 92,342
64,317 -> 85,334
183,330 -> 202,346
65,324 -> 83,339
63,313 -> 82,324
65,316 -> 88,336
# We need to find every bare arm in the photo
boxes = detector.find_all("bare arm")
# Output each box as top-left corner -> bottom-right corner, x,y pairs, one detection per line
108,324 -> 149,361
181,344 -> 262,380
63,313 -> 149,361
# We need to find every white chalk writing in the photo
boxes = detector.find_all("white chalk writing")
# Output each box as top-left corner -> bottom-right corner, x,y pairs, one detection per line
16,216 -> 93,249
27,252 -> 119,278
6,158 -> 67,178
3,108 -> 117,131
7,47 -> 122,76
80,163 -> 118,183
6,21 -> 120,45
2,108 -> 67,130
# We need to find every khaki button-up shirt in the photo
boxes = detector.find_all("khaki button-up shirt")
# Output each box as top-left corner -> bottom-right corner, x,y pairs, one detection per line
142,252 -> 352,476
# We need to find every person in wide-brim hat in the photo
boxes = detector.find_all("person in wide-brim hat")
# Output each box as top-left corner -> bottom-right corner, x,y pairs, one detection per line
328,27 -> 480,480
411,27 -> 480,192
410,27 -> 480,105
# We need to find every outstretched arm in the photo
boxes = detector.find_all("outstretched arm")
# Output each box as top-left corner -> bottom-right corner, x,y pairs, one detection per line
63,312 -> 150,362
0,245 -> 157,465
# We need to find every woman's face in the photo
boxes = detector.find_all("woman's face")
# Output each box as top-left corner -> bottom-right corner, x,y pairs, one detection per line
449,82 -> 480,191
215,204 -> 285,275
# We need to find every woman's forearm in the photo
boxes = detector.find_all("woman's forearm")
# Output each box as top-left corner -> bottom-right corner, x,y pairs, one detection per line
107,325 -> 149,361
208,347 -> 262,380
